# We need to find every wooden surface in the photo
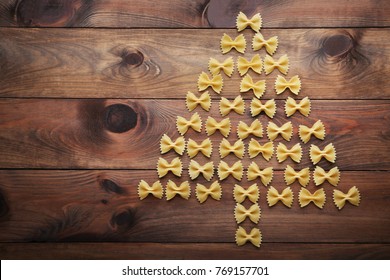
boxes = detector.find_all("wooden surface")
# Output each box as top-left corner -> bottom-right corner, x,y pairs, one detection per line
0,0 -> 389,260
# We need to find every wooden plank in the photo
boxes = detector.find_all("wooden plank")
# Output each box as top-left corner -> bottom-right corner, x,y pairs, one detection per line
0,0 -> 389,28
0,170 -> 388,243
1,243 -> 389,260
0,99 -> 388,170
0,28 -> 389,99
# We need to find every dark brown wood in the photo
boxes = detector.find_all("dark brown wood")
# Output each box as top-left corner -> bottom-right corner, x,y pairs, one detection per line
0,99 -> 388,170
0,28 -> 389,99
0,170 -> 388,243
0,0 -> 389,28
1,243 -> 389,260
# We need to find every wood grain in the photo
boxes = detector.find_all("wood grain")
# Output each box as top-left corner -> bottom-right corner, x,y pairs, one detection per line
0,28 -> 389,99
0,170 -> 388,243
0,99 -> 388,170
0,0 -> 389,28
1,243 -> 389,260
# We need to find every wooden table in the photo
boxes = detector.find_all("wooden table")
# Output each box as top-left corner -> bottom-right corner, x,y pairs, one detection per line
0,0 -> 389,259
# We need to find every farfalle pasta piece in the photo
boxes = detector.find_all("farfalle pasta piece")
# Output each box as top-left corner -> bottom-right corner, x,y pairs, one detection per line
236,12 -> 262,32
234,203 -> 261,224
333,186 -> 360,210
310,143 -> 336,164
218,160 -> 243,181
197,71 -> 223,94
186,91 -> 211,112
247,162 -> 273,186
166,180 -> 191,200
267,186 -> 293,208
264,54 -> 289,75
313,166 -> 340,187
240,74 -> 266,98
205,116 -> 231,137
219,96 -> 245,116
187,138 -> 212,158
284,165 -> 310,187
219,138 -> 245,159
176,112 -> 202,135
208,57 -> 234,77
157,157 -> 182,178
248,139 -> 274,161
276,143 -> 302,163
160,134 -> 185,155
234,184 -> 259,203
189,160 -> 214,181
275,75 -> 301,95
220,33 -> 246,54
285,96 -> 310,117
235,226 -> 262,248
237,54 -> 262,76
252,33 -> 278,55
299,120 -> 325,143
250,98 -> 276,118
195,181 -> 222,203
138,180 -> 163,200
299,188 -> 326,209
267,121 -> 293,141
237,119 -> 263,139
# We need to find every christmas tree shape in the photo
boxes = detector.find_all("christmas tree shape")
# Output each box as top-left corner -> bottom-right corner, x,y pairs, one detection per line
137,11 -> 361,248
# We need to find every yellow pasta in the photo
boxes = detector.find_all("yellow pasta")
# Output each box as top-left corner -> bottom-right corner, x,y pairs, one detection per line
233,184 -> 259,203
284,165 -> 310,187
240,74 -> 266,98
310,143 -> 336,164
234,203 -> 261,224
267,121 -> 293,141
138,180 -> 163,200
266,186 -> 294,208
237,54 -> 262,76
197,71 -> 223,93
220,33 -> 246,54
235,226 -> 262,247
219,138 -> 245,159
176,112 -> 202,135
275,75 -> 301,95
236,12 -> 262,32
195,181 -> 222,203
247,162 -> 273,186
219,96 -> 245,116
264,54 -> 289,75
186,138 -> 212,158
250,98 -> 276,118
205,116 -> 231,137
237,119 -> 263,139
333,186 -> 360,210
160,134 -> 185,155
157,157 -> 183,178
298,188 -> 326,209
166,180 -> 191,201
188,160 -> 214,181
276,143 -> 302,163
248,139 -> 274,161
218,160 -> 243,181
313,166 -> 340,187
252,33 -> 278,55
186,91 -> 211,112
285,96 -> 311,117
299,120 -> 325,143
208,57 -> 234,77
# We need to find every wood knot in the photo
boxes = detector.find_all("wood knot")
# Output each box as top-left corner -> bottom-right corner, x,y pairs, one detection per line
104,104 -> 137,133
100,179 -> 125,195
0,189 -> 9,221
322,34 -> 354,58
110,208 -> 137,232
122,51 -> 144,67
14,0 -> 82,27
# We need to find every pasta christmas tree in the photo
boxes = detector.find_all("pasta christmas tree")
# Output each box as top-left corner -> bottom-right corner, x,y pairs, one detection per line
137,12 -> 361,248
